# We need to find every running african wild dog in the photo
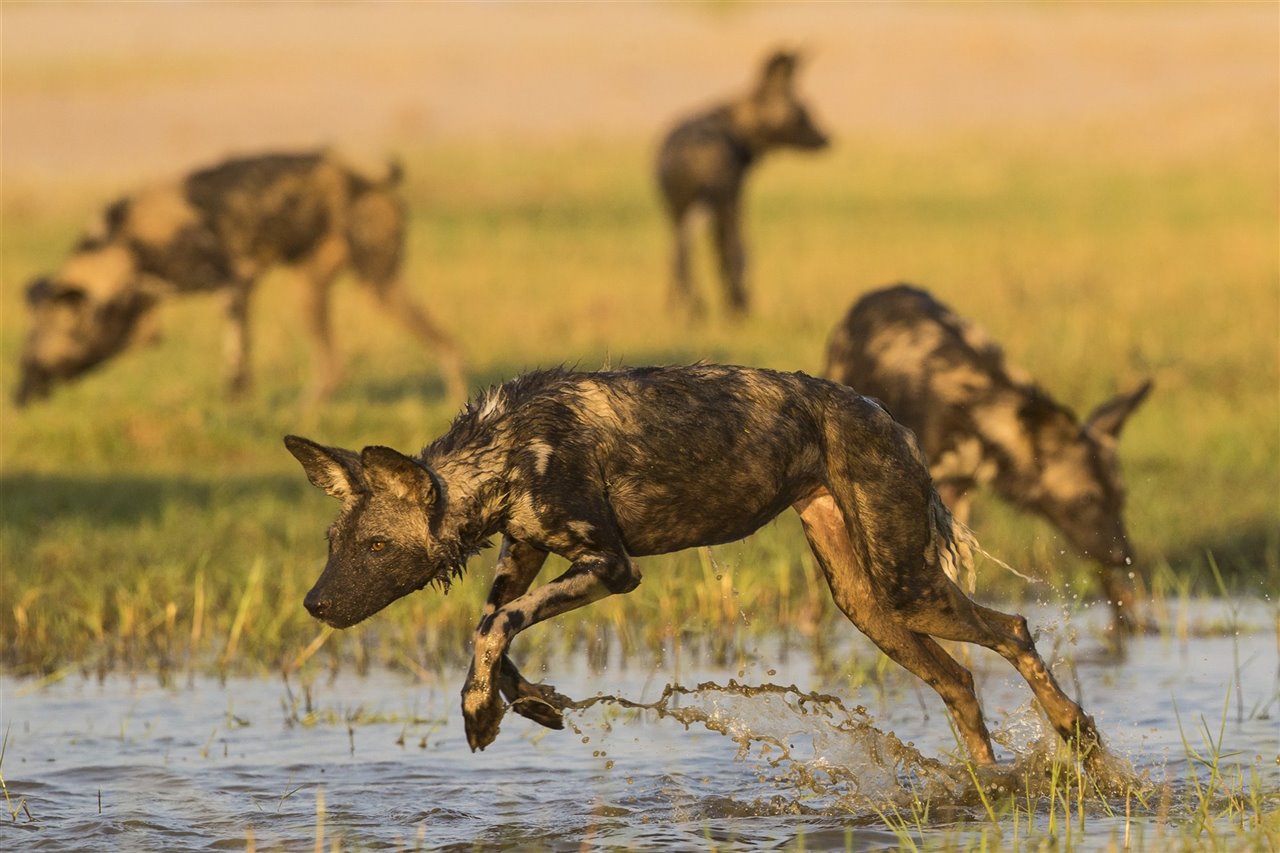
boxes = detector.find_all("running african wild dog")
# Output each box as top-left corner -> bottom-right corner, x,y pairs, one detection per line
15,150 -> 466,406
657,50 -> 829,318
285,364 -> 1103,767
824,284 -> 1152,635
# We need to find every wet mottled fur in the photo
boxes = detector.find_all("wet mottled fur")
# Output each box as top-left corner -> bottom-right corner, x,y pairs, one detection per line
656,51 -> 829,317
286,364 -> 1101,765
824,284 -> 1152,633
16,150 -> 464,405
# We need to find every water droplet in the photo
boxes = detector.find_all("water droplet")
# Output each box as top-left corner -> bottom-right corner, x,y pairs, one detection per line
1125,556 -> 1133,566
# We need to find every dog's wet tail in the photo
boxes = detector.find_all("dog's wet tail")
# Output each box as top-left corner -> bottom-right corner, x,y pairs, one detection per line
930,490 -> 977,593
930,490 -> 1038,592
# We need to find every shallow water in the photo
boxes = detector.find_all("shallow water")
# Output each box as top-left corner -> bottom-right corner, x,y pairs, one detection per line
2,600 -> 1277,851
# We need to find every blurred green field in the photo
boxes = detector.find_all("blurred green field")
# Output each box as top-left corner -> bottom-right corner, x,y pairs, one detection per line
2,131 -> 1276,677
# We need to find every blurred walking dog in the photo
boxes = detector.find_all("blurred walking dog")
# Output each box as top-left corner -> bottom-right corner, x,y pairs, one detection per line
286,364 -> 1103,767
657,51 -> 829,318
825,284 -> 1152,634
15,150 -> 466,406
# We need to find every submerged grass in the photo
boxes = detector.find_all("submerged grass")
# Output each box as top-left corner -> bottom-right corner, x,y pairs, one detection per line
1,132 -> 1277,676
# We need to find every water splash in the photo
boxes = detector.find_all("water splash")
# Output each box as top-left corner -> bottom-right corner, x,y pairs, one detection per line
565,680 -> 1144,818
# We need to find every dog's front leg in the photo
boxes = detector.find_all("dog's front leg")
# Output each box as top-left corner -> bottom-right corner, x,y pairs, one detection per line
474,537 -> 567,730
223,279 -> 255,397
667,207 -> 705,319
462,553 -> 635,751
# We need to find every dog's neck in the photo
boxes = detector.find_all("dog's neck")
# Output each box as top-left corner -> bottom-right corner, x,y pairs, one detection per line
434,454 -> 509,557
423,403 -> 518,559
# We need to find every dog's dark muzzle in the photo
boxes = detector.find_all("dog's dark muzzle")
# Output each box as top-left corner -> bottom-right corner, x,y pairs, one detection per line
303,586 -> 356,628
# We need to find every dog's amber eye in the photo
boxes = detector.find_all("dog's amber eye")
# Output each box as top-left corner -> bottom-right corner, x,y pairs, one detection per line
370,541 -> 386,552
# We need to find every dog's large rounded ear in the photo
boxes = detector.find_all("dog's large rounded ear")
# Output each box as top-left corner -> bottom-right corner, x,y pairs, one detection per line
1084,379 -> 1153,442
758,49 -> 799,95
360,445 -> 442,508
26,277 -> 87,307
284,435 -> 364,500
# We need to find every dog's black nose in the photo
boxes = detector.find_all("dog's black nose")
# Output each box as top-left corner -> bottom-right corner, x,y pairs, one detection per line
304,589 -> 330,619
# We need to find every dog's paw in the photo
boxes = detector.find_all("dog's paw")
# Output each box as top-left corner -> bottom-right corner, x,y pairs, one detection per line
497,660 -> 571,731
509,682 -> 569,730
462,686 -> 505,752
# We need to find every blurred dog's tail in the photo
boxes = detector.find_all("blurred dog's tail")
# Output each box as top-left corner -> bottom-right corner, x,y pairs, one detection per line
333,148 -> 404,189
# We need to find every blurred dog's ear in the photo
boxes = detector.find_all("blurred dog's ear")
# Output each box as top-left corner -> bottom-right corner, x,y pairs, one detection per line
25,277 -> 85,306
758,50 -> 800,97
1084,379 -> 1154,443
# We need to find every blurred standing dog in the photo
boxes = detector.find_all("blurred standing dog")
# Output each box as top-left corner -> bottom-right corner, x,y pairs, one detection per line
825,284 -> 1152,634
15,150 -> 466,406
657,51 -> 829,318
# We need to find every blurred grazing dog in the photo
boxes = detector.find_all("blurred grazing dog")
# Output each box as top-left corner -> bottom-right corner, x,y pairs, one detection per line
657,51 -> 829,318
825,284 -> 1152,634
286,364 -> 1102,767
15,150 -> 465,406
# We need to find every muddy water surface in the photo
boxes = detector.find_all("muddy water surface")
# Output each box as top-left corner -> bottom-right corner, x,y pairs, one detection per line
2,601 -> 1277,851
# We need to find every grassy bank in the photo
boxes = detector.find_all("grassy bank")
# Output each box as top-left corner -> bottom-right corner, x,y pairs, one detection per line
2,134 -> 1276,676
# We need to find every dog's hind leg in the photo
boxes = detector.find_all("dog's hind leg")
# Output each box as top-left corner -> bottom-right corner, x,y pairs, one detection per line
711,193 -> 747,317
347,190 -> 467,401
298,236 -> 348,402
479,537 -> 570,731
901,594 -> 1102,763
223,278 -> 255,397
370,279 -> 467,402
814,399 -> 1094,763
794,489 -> 997,765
